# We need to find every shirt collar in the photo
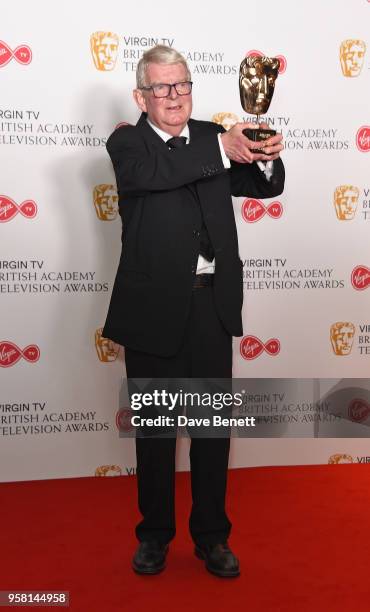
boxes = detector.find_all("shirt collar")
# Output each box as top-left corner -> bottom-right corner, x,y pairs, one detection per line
147,118 -> 190,144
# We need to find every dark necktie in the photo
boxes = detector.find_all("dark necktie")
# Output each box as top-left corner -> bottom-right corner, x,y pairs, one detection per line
166,136 -> 215,263
166,136 -> 187,148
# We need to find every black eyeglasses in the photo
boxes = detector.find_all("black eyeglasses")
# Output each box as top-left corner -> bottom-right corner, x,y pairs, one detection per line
140,81 -> 193,98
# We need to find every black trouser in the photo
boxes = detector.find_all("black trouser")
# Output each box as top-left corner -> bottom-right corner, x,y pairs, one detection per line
125,285 -> 233,546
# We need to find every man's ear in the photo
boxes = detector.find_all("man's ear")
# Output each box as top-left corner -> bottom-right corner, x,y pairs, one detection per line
133,89 -> 147,113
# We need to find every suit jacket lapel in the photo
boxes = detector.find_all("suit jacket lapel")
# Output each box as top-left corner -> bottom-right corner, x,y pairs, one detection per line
136,112 -> 170,152
188,118 -> 202,144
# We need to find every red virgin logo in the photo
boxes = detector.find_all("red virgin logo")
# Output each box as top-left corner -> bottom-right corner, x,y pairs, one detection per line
245,49 -> 287,74
356,126 -> 370,152
242,198 -> 283,223
240,335 -> 280,360
348,398 -> 370,423
0,41 -> 32,67
0,195 -> 37,222
116,408 -> 134,432
0,341 -> 40,367
115,121 -> 131,130
351,265 -> 370,290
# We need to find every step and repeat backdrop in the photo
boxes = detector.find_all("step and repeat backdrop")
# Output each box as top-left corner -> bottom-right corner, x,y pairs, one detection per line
1,0 -> 369,482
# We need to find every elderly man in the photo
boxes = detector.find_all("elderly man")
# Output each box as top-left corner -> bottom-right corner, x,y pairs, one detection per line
103,45 -> 284,577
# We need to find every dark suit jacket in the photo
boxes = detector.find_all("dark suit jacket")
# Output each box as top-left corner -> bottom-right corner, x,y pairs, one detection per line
103,113 -> 285,356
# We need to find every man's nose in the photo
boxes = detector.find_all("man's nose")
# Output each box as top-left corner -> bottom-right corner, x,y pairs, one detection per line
169,84 -> 179,99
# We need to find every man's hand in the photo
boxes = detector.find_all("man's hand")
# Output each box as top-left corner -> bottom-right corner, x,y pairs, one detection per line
220,122 -> 284,163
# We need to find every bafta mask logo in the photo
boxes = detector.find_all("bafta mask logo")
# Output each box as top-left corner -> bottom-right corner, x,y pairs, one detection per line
334,185 -> 359,220
90,31 -> 119,71
330,322 -> 355,356
340,39 -> 366,77
93,184 -> 118,221
239,55 -> 280,116
328,453 -> 353,464
95,465 -> 122,476
211,112 -> 239,131
95,328 -> 120,362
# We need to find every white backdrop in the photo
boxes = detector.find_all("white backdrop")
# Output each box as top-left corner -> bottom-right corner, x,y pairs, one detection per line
1,0 -> 370,482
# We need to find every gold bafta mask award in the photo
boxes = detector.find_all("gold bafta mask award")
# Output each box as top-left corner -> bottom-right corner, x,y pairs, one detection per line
340,40 -> 366,77
93,184 -> 119,221
334,185 -> 359,220
95,328 -> 120,362
330,322 -> 355,356
90,31 -> 119,71
239,55 -> 280,152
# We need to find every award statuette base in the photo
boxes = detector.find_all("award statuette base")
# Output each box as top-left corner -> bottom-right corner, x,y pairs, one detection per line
242,127 -> 276,155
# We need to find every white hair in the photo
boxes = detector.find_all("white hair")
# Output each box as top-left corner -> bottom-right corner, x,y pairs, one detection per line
136,45 -> 191,88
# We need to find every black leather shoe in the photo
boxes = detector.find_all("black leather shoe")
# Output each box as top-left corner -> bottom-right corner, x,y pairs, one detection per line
132,541 -> 169,575
195,542 -> 240,577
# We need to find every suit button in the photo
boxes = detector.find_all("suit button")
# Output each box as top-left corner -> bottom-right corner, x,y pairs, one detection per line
193,229 -> 200,237
191,265 -> 196,274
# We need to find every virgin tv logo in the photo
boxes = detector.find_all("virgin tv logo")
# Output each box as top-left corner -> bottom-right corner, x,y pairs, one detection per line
351,265 -> 370,290
245,49 -> 287,74
240,335 -> 280,360
0,41 -> 32,67
115,121 -> 131,130
116,408 -> 134,432
356,126 -> 370,152
242,198 -> 283,222
348,398 -> 370,423
0,341 -> 40,367
0,195 -> 37,222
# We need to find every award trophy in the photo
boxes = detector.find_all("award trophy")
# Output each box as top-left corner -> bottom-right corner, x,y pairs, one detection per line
239,55 -> 280,153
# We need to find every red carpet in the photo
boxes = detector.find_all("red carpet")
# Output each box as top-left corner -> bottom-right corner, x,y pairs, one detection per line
1,465 -> 370,612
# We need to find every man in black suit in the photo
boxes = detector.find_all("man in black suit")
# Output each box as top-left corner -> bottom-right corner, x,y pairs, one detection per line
103,45 -> 284,577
